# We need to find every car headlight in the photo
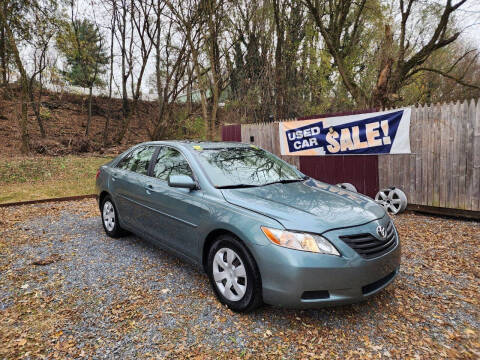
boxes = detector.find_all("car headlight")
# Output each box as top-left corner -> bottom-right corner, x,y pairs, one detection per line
261,226 -> 340,256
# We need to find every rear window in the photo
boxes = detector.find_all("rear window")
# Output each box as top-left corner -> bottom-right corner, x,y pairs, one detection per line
116,146 -> 157,175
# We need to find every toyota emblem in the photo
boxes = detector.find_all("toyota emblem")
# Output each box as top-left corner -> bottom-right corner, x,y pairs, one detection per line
376,225 -> 387,239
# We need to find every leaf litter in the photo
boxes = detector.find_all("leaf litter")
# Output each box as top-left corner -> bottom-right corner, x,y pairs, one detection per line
0,199 -> 478,359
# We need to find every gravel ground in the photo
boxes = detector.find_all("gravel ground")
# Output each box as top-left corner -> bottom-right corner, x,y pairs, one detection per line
0,199 -> 479,359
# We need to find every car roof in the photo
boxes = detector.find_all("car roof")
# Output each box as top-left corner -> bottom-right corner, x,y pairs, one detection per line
137,140 -> 250,151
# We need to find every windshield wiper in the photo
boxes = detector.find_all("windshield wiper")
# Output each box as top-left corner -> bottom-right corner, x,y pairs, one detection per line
216,184 -> 260,189
260,178 -> 305,187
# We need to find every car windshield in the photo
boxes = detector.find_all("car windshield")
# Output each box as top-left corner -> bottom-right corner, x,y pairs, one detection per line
194,146 -> 304,188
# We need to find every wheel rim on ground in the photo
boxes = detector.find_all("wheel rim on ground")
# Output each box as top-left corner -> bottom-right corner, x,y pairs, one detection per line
212,247 -> 247,302
375,188 -> 407,214
103,200 -> 116,231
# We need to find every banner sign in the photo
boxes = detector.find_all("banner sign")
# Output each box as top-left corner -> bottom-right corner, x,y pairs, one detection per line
279,108 -> 411,155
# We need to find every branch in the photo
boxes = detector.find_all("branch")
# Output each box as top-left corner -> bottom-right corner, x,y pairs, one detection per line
414,67 -> 480,90
403,0 -> 467,73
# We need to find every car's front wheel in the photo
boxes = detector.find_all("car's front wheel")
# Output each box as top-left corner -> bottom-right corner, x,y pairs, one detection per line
207,235 -> 262,312
101,196 -> 127,238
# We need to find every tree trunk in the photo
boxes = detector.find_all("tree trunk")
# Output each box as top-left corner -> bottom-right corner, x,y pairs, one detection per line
206,0 -> 222,140
153,17 -> 165,141
86,86 -> 93,137
0,5 -> 29,152
103,113 -> 110,146
371,25 -> 394,108
190,41 -> 209,140
28,52 -> 46,138
186,63 -> 192,115
28,84 -> 46,138
0,0 -> 7,85
115,2 -> 129,144
108,5 -> 115,99
273,0 -> 285,119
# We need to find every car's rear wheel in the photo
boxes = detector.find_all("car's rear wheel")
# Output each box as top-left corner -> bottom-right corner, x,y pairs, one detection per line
101,196 -> 127,238
207,234 -> 262,312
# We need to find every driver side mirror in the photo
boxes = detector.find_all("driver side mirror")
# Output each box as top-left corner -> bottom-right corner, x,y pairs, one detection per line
168,175 -> 197,190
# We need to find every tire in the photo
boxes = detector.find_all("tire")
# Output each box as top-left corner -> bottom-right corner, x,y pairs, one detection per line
101,195 -> 127,238
207,234 -> 262,313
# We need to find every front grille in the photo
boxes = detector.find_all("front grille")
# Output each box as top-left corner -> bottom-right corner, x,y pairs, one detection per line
339,221 -> 397,259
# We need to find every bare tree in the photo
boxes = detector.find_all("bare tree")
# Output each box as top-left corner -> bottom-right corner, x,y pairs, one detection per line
26,1 -> 59,138
113,0 -> 156,143
304,0 -> 477,107
0,2 -> 29,152
147,0 -> 191,139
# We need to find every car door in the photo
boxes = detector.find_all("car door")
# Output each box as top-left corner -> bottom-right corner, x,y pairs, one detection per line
109,145 -> 157,231
141,146 -> 210,260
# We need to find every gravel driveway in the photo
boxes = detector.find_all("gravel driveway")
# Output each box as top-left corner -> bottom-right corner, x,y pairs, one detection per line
1,199 -> 479,359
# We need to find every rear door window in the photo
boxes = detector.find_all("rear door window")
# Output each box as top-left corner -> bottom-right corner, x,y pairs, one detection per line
116,146 -> 157,175
153,147 -> 194,181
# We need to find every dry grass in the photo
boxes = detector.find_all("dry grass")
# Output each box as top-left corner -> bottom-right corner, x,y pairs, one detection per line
0,155 -> 113,204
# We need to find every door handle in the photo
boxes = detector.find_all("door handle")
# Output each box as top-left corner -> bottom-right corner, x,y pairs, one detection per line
145,184 -> 153,194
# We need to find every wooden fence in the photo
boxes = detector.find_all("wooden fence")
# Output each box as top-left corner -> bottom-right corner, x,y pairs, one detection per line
222,99 -> 480,213
380,100 -> 480,212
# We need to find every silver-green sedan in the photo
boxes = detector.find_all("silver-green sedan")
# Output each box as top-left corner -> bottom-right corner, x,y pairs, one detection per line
96,141 -> 400,312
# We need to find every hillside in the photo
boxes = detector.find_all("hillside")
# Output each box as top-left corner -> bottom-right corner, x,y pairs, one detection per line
0,86 -> 161,157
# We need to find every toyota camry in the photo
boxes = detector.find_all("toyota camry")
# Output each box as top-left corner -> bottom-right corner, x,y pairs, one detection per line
96,141 -> 400,312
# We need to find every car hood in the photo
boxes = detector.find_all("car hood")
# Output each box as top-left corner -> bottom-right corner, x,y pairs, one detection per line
221,178 -> 386,233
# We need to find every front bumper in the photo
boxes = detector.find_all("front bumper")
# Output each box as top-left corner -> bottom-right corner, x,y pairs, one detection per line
252,217 -> 401,308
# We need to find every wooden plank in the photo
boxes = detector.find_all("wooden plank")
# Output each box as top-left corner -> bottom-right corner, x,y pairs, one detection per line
473,100 -> 480,211
267,124 -> 274,152
409,107 -> 417,204
432,103 -> 441,207
240,124 -> 247,143
448,102 -> 459,208
445,103 -> 455,208
458,101 -> 468,209
260,124 -> 267,150
428,104 -> 436,206
390,156 -> 399,193
422,105 -> 430,205
407,204 -> 480,220
465,99 -> 476,210
268,123 -> 276,153
402,106 -> 414,199
397,154 -> 404,194
262,124 -> 268,149
271,123 -> 280,156
415,105 -> 424,205
387,153 -> 394,189
439,102 -> 449,208
378,154 -> 387,190
256,124 -> 262,147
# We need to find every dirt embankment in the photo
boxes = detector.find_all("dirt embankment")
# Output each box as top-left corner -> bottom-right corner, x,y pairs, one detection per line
0,85 -> 157,157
